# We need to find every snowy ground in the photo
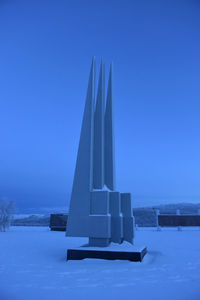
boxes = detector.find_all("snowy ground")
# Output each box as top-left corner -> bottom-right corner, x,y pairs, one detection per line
0,227 -> 200,300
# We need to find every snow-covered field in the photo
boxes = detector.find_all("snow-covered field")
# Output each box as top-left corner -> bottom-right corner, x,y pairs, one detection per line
0,227 -> 200,300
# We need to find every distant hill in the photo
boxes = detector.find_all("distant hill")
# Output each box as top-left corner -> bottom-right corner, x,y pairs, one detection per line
12,202 -> 200,227
143,202 -> 200,212
16,207 -> 68,215
12,215 -> 50,227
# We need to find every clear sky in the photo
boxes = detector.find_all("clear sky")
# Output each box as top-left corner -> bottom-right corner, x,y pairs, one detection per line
0,0 -> 200,210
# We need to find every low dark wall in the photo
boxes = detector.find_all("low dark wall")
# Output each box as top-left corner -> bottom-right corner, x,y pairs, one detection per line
50,214 -> 68,231
158,215 -> 200,226
133,209 -> 157,227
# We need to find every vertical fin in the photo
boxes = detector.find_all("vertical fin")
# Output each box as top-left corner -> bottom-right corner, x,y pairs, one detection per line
104,63 -> 116,190
66,58 -> 95,236
93,61 -> 105,189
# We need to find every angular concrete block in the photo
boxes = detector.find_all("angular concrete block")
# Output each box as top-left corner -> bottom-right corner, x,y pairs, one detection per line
121,193 -> 132,217
109,192 -> 121,216
109,192 -> 123,243
88,237 -> 110,247
123,217 -> 134,244
90,191 -> 109,215
111,216 -> 123,243
121,193 -> 134,244
89,215 -> 111,238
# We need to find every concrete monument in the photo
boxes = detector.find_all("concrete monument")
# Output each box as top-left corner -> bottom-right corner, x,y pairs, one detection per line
66,58 -> 147,261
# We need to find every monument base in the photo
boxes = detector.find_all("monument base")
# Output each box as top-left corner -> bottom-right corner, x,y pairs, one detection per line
67,243 -> 147,262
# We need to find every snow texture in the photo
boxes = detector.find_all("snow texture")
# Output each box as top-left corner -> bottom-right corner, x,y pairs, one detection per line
76,241 -> 145,252
0,226 -> 200,300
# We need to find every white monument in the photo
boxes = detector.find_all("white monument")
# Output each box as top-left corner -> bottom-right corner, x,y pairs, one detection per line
66,58 -> 146,261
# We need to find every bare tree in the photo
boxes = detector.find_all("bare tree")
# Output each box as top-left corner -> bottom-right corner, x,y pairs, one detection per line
0,199 -> 15,232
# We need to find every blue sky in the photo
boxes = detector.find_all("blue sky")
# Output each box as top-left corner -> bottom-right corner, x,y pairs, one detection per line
0,0 -> 200,210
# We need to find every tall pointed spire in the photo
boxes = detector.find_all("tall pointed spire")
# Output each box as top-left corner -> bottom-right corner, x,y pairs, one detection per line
104,63 -> 116,190
66,58 -> 95,236
66,59 -> 136,250
93,60 -> 105,189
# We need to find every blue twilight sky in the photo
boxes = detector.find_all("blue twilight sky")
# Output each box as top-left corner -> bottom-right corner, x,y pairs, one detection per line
0,0 -> 200,211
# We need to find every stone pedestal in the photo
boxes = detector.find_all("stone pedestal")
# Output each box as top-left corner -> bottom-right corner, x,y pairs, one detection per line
67,244 -> 147,262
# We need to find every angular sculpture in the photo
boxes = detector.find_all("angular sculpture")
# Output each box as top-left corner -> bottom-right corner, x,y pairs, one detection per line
66,58 -> 135,248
